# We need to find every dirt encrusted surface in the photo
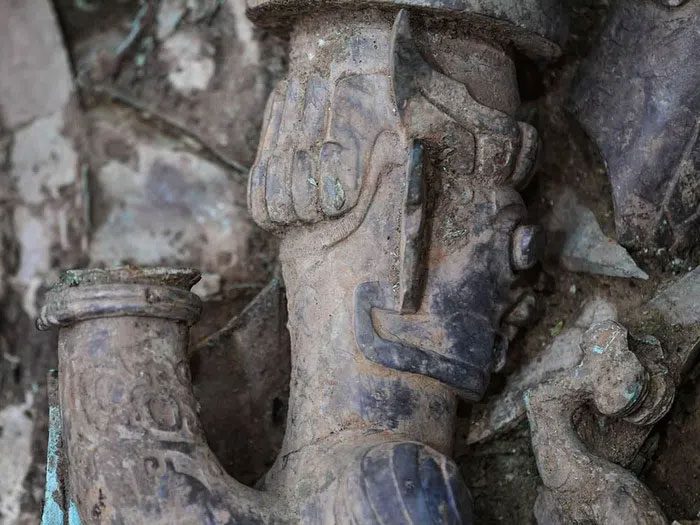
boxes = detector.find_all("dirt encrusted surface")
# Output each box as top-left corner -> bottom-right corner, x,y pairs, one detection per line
454,1 -> 700,522
1,0 -> 698,523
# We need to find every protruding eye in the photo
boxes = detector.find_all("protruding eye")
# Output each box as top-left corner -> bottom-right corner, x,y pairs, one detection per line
510,224 -> 545,271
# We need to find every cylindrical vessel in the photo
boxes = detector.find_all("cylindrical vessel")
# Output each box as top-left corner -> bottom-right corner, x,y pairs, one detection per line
38,268 -> 276,524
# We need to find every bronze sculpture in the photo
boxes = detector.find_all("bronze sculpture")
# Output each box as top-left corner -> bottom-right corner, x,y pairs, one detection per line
35,0 -> 699,523
38,1 -> 562,521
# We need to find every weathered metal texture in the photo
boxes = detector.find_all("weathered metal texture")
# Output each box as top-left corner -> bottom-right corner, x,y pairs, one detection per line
467,297 -> 619,445
38,268 -> 281,524
247,3 -> 556,521
526,321 -> 674,524
41,369 -> 83,525
38,267 -> 473,523
37,1 -> 563,522
246,0 -> 567,58
571,0 -> 700,253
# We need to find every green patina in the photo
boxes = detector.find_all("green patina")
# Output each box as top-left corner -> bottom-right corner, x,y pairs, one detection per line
59,270 -> 82,287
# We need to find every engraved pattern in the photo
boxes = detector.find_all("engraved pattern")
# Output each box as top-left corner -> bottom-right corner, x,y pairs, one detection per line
59,316 -> 266,523
344,12 -> 539,399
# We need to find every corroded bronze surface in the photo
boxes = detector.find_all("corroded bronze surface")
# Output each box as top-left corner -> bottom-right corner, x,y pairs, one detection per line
39,268 -> 281,523
40,0 -> 564,522
571,0 -> 700,253
527,321 -> 674,524
246,0 -> 567,58
247,4 -> 550,522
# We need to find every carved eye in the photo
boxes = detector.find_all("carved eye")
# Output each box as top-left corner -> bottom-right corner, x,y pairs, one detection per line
510,224 -> 545,271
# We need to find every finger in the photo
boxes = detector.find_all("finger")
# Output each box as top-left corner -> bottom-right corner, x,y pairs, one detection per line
511,122 -> 539,189
320,74 -> 395,216
249,86 -> 285,229
292,75 -> 328,222
266,79 -> 303,224
319,141 -> 355,216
